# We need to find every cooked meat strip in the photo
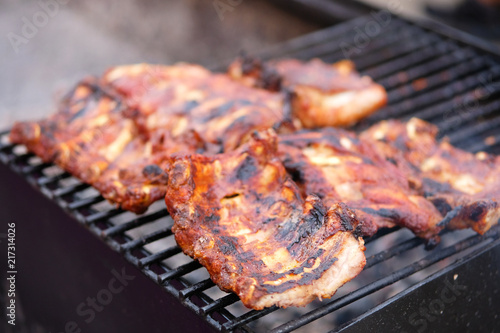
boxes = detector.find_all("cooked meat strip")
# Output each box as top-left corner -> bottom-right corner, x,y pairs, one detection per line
164,130 -> 366,309
10,79 -> 135,184
361,118 -> 500,235
10,63 -> 292,213
9,79 -> 119,163
104,63 -> 288,152
278,127 -> 444,242
228,56 -> 387,127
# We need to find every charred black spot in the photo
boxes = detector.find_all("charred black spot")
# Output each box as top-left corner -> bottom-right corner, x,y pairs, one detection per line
235,156 -> 258,181
260,67 -> 282,91
288,168 -> 304,183
360,207 -> 399,219
362,157 -> 375,165
224,116 -> 249,135
430,197 -> 453,216
204,214 -> 220,223
422,178 -> 454,197
353,224 -> 364,239
424,235 -> 441,250
437,205 -> 463,227
394,136 -> 408,152
339,212 -> 354,232
241,55 -> 261,74
260,255 -> 338,293
469,202 -> 488,222
142,164 -> 163,178
142,164 -> 169,184
217,236 -> 238,255
184,100 -> 200,111
223,193 -> 240,200
67,106 -> 87,123
386,157 -> 398,165
302,201 -> 326,236
204,101 -> 235,121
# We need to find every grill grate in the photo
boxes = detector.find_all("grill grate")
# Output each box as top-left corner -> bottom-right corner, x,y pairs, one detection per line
1,14 -> 500,333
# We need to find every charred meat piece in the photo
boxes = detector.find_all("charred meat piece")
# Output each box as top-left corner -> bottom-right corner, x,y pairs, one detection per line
361,118 -> 500,235
10,79 -> 133,184
10,64 -> 292,213
164,130 -> 366,309
228,57 -> 387,127
278,128 -> 444,242
104,63 -> 288,152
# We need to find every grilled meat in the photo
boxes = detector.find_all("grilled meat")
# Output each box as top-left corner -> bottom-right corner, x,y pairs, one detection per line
164,130 -> 366,309
362,118 -> 500,235
278,127 -> 444,242
104,63 -> 287,152
228,57 -> 387,127
9,64 -> 291,213
10,79 -> 134,184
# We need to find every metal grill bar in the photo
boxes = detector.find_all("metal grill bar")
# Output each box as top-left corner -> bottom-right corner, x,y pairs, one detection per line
355,34 -> 442,73
200,294 -> 241,316
377,47 -> 475,88
351,26 -> 429,70
85,208 -> 123,224
258,16 -> 380,60
364,41 -> 457,81
468,133 -> 500,153
447,115 -> 500,145
37,172 -> 71,186
364,237 -> 424,269
158,261 -> 202,283
385,57 -> 488,105
223,307 -> 279,332
20,162 -> 52,175
138,245 -> 182,267
363,227 -> 400,245
101,208 -> 169,238
292,20 -> 410,63
437,99 -> 500,134
67,195 -> 104,210
374,64 -> 496,122
53,182 -> 89,198
180,279 -> 215,299
119,227 -> 173,252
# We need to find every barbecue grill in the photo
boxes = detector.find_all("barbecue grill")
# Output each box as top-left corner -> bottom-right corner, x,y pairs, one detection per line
1,7 -> 500,333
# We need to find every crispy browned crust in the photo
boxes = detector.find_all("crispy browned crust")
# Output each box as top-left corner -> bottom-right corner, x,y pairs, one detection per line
10,64 -> 291,213
278,127 -> 445,241
228,57 -> 387,127
361,118 -> 500,235
165,130 -> 366,309
104,63 -> 287,152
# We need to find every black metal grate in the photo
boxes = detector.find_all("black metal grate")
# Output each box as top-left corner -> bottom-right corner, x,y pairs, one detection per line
1,14 -> 500,333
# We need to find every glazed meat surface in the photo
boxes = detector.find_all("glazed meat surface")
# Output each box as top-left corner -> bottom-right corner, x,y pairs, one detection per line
228,57 -> 387,127
164,130 -> 366,309
104,63 -> 287,152
10,64 -> 288,213
362,118 -> 500,235
278,127 -> 445,242
9,79 -> 134,184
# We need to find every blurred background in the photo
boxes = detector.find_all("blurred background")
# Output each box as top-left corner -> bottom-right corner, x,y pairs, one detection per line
0,0 -> 498,127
